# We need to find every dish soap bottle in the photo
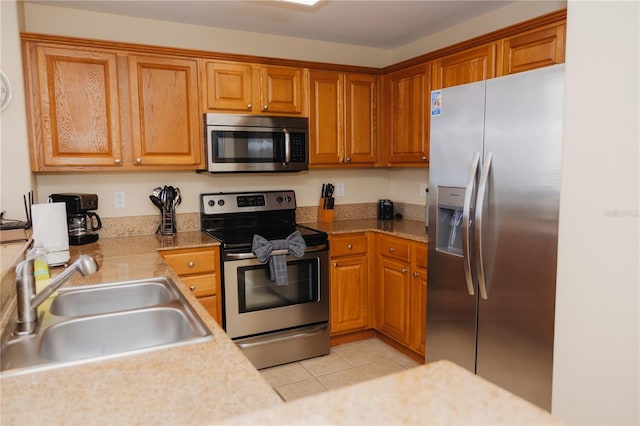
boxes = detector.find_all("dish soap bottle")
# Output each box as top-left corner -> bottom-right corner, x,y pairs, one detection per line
29,245 -> 50,281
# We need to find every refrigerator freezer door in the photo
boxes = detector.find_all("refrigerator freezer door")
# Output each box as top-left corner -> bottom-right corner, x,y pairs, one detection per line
476,64 -> 565,410
426,81 -> 485,372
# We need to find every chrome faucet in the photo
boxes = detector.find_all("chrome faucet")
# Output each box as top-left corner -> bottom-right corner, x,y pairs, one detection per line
15,254 -> 99,335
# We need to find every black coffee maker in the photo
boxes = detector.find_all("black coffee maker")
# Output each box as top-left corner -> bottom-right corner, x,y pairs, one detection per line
49,193 -> 102,245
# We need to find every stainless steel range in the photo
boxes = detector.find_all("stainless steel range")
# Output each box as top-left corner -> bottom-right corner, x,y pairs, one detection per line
200,190 -> 329,369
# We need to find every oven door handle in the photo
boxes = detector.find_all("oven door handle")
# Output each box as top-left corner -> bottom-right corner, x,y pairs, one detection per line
225,243 -> 328,260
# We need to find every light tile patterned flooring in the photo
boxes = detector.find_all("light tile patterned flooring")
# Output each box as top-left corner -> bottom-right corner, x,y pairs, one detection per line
259,338 -> 421,401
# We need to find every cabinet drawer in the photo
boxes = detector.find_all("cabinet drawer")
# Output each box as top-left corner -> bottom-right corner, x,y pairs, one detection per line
180,273 -> 217,297
330,233 -> 368,257
379,235 -> 410,263
414,243 -> 428,269
162,249 -> 217,275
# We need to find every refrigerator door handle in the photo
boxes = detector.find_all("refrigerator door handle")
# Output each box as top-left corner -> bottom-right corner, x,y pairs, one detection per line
462,152 -> 480,296
475,151 -> 492,300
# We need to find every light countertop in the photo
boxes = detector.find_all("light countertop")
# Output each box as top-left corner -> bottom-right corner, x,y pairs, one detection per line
0,225 -> 558,425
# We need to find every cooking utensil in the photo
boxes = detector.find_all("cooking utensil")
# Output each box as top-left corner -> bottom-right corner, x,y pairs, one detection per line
173,188 -> 181,208
149,195 -> 163,210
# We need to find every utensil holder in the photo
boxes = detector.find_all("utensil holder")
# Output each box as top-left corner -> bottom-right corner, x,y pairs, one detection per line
317,198 -> 334,223
159,205 -> 176,235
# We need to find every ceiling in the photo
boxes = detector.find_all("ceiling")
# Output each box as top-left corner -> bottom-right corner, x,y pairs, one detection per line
25,0 -> 515,49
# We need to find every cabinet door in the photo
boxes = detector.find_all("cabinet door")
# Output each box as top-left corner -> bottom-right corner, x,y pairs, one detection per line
330,255 -> 369,335
258,65 -> 306,115
203,60 -> 253,112
30,45 -> 123,169
309,70 -> 343,165
384,63 -> 430,166
501,22 -> 566,75
409,242 -> 428,356
128,55 -> 202,167
345,73 -> 376,165
377,257 -> 410,344
432,43 -> 498,89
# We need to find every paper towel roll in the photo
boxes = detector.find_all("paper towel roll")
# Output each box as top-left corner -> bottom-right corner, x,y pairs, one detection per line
31,202 -> 70,266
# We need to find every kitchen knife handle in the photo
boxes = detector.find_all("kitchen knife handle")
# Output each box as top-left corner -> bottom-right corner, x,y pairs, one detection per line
462,152 -> 480,297
475,152 -> 492,300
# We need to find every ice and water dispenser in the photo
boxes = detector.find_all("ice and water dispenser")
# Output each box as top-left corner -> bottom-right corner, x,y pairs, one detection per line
436,186 -> 466,256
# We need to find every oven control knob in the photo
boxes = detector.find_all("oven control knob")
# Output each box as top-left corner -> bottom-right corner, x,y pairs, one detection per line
285,196 -> 292,203
208,200 -> 215,207
276,196 -> 283,203
218,199 -> 225,206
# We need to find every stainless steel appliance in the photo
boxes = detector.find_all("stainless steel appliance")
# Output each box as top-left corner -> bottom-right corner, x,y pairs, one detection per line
426,64 -> 565,410
203,114 -> 308,173
201,190 -> 329,369
49,193 -> 102,245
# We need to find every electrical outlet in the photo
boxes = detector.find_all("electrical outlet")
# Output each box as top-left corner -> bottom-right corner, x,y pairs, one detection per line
420,183 -> 428,197
336,182 -> 345,197
114,191 -> 126,208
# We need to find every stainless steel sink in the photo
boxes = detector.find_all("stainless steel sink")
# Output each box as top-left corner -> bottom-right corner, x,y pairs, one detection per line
40,308 -> 197,362
0,277 -> 212,377
50,280 -> 174,316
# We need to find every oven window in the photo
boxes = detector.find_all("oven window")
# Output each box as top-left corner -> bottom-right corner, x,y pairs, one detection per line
237,258 -> 319,313
213,130 -> 284,163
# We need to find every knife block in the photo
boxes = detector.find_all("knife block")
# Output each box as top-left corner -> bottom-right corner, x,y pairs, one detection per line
317,198 -> 334,223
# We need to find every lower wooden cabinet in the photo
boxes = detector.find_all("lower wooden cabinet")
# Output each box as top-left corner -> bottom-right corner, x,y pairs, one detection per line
375,234 -> 428,356
329,233 -> 369,335
160,246 -> 222,324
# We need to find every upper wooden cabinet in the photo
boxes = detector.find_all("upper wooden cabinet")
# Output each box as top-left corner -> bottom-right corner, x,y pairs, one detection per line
202,60 -> 308,116
432,43 -> 498,90
501,22 -> 566,75
309,70 -> 376,167
380,63 -> 431,167
23,39 -> 204,171
128,55 -> 202,167
25,44 -> 124,169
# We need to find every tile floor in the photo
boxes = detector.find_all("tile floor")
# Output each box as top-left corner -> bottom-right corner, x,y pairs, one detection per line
259,338 -> 421,401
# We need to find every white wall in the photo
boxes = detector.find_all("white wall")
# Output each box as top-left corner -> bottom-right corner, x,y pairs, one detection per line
552,1 -> 639,425
0,0 -> 34,220
393,0 -> 567,63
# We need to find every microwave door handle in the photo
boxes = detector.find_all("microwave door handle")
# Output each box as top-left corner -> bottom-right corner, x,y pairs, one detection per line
283,129 -> 291,165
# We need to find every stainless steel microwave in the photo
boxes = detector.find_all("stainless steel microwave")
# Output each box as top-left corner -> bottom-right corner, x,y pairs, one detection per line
204,113 -> 308,173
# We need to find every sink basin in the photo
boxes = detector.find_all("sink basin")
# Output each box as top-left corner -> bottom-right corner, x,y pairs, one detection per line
0,277 -> 212,377
50,281 -> 174,316
40,308 -> 198,362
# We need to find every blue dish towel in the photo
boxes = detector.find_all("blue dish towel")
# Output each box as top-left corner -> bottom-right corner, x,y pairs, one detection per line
252,231 -> 306,286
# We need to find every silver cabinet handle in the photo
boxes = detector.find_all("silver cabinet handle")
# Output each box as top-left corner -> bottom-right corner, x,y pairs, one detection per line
475,152 -> 492,300
188,261 -> 195,268
401,268 -> 408,273
347,244 -> 353,249
422,155 -> 427,161
247,103 -> 252,110
189,285 -> 196,291
413,271 -> 420,277
263,104 -> 269,111
346,157 -> 351,162
114,158 -> 121,165
462,152 -> 480,297
135,157 -> 142,164
332,262 -> 337,267
389,247 -> 395,253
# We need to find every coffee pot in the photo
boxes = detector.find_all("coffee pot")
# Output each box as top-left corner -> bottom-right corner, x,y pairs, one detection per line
49,193 -> 102,245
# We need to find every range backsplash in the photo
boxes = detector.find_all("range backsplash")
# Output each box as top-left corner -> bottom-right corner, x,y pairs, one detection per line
97,202 -> 427,238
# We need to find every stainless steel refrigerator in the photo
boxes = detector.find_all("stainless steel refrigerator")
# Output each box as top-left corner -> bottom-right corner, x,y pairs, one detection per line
426,64 -> 565,411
